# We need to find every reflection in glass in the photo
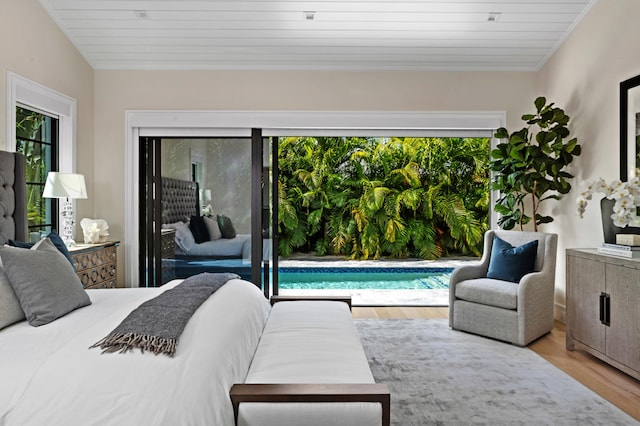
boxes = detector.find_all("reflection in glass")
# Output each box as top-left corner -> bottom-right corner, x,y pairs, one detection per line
160,138 -> 252,283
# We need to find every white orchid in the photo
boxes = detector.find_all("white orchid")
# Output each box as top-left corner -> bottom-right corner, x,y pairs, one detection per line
201,204 -> 214,216
577,177 -> 640,227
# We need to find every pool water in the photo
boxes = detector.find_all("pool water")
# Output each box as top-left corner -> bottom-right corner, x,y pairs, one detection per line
278,267 -> 452,291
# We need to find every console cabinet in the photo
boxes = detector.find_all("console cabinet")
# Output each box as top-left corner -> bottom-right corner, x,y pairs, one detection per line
566,249 -> 640,380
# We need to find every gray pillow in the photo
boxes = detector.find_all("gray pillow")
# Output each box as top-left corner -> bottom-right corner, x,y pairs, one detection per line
0,238 -> 91,327
0,267 -> 25,330
203,215 -> 222,240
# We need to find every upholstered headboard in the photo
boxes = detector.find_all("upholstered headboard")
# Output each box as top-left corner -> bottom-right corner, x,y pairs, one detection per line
0,151 -> 28,245
161,177 -> 200,224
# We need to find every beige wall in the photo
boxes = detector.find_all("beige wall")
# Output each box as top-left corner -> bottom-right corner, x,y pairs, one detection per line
538,0 -> 640,320
0,0 -> 94,230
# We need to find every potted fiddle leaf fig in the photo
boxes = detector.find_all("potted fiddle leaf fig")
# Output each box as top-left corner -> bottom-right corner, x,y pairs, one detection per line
491,96 -> 581,231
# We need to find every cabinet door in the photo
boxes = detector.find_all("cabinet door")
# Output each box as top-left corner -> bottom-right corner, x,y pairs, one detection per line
567,254 -> 606,353
606,263 -> 640,372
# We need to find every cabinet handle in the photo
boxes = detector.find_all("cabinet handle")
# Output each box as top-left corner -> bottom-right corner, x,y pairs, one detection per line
599,292 -> 611,326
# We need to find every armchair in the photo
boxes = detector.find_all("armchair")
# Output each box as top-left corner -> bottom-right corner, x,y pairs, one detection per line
449,230 -> 558,346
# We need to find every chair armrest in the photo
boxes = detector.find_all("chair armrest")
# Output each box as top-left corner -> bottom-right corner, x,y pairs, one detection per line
270,295 -> 352,311
449,262 -> 488,286
517,232 -> 558,307
450,231 -> 493,288
230,383 -> 390,426
517,268 -> 555,302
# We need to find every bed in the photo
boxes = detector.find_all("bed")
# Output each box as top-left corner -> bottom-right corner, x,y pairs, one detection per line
0,279 -> 271,425
162,177 -> 251,260
161,177 -> 252,278
0,154 -> 387,425
0,154 -> 262,424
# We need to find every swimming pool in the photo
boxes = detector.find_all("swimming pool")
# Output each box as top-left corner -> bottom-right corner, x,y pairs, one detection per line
277,267 -> 452,291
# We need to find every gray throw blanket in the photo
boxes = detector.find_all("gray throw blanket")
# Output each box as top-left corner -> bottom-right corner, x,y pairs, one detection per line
90,272 -> 238,357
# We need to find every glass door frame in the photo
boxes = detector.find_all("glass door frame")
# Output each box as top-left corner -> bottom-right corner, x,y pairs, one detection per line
251,129 -> 279,297
138,134 -> 278,294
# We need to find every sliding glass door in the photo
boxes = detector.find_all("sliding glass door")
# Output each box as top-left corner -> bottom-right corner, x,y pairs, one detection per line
139,133 -> 278,294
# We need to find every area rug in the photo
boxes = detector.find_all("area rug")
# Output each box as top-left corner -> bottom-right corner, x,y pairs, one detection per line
354,319 -> 637,425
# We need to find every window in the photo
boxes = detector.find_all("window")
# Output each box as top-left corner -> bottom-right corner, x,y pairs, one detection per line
16,106 -> 59,240
7,72 -> 77,243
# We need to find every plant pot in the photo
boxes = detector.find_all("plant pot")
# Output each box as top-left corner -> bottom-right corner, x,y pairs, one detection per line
600,198 -> 640,244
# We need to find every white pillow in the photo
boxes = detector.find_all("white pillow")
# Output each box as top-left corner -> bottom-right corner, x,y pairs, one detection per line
203,216 -> 222,240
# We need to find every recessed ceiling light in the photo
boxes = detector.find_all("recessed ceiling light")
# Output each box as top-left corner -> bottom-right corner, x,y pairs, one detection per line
135,10 -> 151,20
303,11 -> 316,21
487,12 -> 501,22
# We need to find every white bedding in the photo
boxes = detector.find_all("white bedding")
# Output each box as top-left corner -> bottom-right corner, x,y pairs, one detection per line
176,234 -> 252,258
0,278 -> 271,426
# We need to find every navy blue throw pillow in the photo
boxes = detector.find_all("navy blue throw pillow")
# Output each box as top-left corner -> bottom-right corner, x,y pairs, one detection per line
486,235 -> 538,283
188,215 -> 210,244
8,231 -> 75,270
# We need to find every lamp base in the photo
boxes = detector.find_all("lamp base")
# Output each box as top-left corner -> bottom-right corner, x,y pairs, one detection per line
61,198 -> 76,247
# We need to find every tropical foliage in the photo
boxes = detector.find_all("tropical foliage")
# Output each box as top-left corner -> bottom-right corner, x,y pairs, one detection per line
278,136 -> 490,259
16,107 -> 52,232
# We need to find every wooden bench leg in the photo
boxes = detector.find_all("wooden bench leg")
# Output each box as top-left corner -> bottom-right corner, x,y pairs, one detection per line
230,383 -> 390,426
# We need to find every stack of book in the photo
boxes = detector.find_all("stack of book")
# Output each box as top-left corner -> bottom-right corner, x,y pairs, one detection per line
597,242 -> 640,258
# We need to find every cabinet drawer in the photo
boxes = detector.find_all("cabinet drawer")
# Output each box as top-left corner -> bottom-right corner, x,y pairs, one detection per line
73,246 -> 117,272
77,263 -> 117,289
69,242 -> 120,289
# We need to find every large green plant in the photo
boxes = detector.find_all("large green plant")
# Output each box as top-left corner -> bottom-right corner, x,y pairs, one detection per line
491,97 -> 581,231
278,136 -> 490,259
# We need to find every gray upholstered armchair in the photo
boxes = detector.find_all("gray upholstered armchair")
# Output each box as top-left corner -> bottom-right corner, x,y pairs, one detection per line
449,230 -> 558,346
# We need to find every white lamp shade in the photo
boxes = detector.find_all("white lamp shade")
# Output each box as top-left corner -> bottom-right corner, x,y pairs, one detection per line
42,172 -> 87,199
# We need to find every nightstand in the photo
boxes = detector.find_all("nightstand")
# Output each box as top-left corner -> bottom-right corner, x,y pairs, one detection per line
69,241 -> 119,289
161,228 -> 176,285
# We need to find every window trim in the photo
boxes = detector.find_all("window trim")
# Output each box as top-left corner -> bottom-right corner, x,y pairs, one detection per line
7,72 -> 78,239
6,72 -> 77,171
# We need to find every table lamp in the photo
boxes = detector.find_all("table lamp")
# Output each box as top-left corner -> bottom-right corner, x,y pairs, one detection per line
42,172 -> 87,246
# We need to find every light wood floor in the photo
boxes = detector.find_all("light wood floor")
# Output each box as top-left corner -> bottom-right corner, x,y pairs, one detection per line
353,307 -> 640,421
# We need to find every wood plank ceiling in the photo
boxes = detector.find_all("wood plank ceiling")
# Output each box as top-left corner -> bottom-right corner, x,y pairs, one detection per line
38,0 -> 598,71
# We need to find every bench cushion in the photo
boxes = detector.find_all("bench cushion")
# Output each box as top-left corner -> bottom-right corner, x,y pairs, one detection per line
238,301 -> 381,426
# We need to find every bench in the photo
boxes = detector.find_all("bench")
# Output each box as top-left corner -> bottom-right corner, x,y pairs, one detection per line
230,298 -> 390,426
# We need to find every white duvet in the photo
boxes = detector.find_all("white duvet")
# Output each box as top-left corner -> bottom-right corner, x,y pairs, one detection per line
0,279 -> 271,426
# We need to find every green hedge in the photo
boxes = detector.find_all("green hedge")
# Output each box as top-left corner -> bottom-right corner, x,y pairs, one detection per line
278,137 -> 489,259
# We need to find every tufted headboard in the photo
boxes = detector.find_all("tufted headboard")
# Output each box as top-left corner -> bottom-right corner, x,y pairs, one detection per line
0,151 -> 28,245
161,177 -> 200,224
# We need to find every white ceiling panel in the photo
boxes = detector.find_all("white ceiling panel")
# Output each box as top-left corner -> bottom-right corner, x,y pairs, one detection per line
38,0 -> 598,71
